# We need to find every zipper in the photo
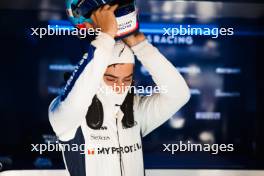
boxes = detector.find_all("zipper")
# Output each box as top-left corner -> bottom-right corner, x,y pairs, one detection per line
116,118 -> 124,176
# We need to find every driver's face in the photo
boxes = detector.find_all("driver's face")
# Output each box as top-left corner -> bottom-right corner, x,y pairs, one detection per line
103,63 -> 134,94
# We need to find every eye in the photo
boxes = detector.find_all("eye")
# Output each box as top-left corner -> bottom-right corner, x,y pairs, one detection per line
124,79 -> 132,82
106,78 -> 116,82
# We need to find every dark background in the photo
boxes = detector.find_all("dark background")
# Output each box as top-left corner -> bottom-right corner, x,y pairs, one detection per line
0,0 -> 263,171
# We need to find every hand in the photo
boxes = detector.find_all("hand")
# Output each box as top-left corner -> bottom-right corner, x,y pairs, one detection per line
122,32 -> 146,47
85,4 -> 119,38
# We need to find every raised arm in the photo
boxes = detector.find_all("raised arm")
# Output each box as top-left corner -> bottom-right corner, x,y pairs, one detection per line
48,5 -> 119,141
48,33 -> 115,141
127,35 -> 190,137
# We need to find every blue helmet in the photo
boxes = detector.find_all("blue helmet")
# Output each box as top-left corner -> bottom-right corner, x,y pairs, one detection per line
65,0 -> 139,39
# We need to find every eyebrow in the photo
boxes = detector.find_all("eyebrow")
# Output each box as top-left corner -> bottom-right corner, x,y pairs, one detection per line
104,73 -> 133,79
104,74 -> 118,79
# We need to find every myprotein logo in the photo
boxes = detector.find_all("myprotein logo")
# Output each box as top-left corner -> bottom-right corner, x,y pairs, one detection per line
31,141 -> 142,155
87,142 -> 142,156
87,148 -> 95,155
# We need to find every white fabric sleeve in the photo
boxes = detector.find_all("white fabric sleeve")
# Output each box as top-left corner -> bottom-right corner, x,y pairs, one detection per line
132,40 -> 191,137
48,33 -> 115,141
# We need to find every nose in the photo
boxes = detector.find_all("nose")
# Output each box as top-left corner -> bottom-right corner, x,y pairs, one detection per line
116,80 -> 125,86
